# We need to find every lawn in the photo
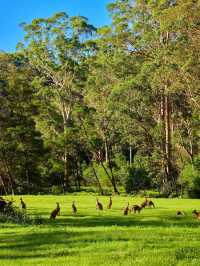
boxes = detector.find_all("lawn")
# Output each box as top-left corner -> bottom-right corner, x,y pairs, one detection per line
0,195 -> 200,266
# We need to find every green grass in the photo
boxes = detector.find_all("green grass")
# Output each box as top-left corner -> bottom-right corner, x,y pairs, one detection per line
1,195 -> 200,266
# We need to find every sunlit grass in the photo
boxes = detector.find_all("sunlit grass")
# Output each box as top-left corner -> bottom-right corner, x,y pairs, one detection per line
1,195 -> 200,266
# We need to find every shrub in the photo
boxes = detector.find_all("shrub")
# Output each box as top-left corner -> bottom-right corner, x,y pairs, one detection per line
124,167 -> 151,194
50,185 -> 63,195
180,156 -> 200,198
0,197 -> 43,225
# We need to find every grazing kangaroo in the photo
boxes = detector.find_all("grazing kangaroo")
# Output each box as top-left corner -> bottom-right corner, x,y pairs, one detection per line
192,210 -> 200,220
147,200 -> 155,208
72,201 -> 77,215
50,203 -> 60,219
124,203 -> 129,216
96,199 -> 103,210
141,198 -> 148,208
132,204 -> 143,214
20,197 -> 26,210
107,197 -> 112,209
176,210 -> 185,216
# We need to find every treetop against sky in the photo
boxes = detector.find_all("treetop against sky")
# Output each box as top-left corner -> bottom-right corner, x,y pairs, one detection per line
0,0 -> 112,52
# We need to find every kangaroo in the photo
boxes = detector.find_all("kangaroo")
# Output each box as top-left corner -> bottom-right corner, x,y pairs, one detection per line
141,198 -> 148,208
124,202 -> 129,216
132,204 -> 143,214
192,210 -> 200,220
176,211 -> 185,216
107,197 -> 112,209
96,199 -> 103,210
147,200 -> 155,208
50,203 -> 60,219
72,201 -> 77,215
20,197 -> 26,210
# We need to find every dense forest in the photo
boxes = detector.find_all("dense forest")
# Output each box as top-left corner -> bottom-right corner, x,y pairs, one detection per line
0,0 -> 199,197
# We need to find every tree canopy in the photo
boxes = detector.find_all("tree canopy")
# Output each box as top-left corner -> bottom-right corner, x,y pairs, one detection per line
0,2 -> 199,197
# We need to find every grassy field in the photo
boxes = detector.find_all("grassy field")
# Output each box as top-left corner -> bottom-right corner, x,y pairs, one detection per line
1,195 -> 200,266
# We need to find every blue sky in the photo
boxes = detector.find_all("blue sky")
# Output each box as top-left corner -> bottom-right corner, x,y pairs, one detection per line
0,0 -> 112,52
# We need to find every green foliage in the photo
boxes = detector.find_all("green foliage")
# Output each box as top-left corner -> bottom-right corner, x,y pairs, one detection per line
124,167 -> 151,194
0,1 -> 200,196
50,185 -> 63,195
180,156 -> 200,198
0,197 -> 41,224
0,53 -> 45,194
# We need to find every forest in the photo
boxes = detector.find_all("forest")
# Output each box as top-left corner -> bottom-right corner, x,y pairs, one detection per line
0,0 -> 200,197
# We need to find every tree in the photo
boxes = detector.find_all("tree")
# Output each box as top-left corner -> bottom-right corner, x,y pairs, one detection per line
19,13 -> 96,192
107,0 -> 200,195
0,53 -> 44,194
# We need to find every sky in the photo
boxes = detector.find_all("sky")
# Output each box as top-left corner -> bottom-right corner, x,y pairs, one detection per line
0,0 -> 112,52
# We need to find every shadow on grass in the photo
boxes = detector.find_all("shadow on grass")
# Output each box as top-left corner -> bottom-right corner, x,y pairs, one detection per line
1,219 -> 200,262
0,214 -> 200,262
0,228 -> 133,261
34,214 -> 200,228
1,210 -> 200,229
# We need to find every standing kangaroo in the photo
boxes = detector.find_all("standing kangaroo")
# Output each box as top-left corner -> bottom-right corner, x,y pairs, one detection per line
20,197 -> 26,210
124,202 -> 129,216
50,203 -> 60,219
72,201 -> 77,215
107,197 -> 112,209
96,199 -> 103,210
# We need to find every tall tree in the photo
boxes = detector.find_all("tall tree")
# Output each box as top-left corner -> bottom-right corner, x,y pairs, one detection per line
20,13 -> 96,192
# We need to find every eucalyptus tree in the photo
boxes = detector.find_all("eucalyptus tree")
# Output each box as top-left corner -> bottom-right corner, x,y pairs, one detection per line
85,19 -> 155,194
0,53 -> 44,194
19,13 -> 96,192
108,0 -> 200,195
84,47 -> 121,194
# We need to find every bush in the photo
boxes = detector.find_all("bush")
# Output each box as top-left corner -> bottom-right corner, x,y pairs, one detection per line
180,156 -> 200,198
188,177 -> 200,198
50,185 -> 63,195
0,197 -> 43,224
83,163 -> 114,188
124,167 -> 151,194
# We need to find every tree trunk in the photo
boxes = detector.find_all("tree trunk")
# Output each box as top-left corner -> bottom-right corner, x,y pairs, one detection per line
78,115 -> 119,194
161,91 -> 174,196
104,135 -> 119,194
24,151 -> 31,194
91,163 -> 104,195
2,158 -> 14,195
0,175 -> 8,195
63,150 -> 69,193
105,142 -> 108,163
62,106 -> 71,193
129,146 -> 132,165
26,169 -> 30,194
76,162 -> 81,191
99,159 -> 119,195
